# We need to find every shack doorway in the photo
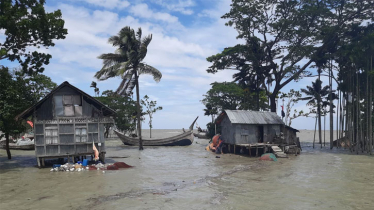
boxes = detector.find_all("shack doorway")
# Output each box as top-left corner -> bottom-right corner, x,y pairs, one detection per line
258,126 -> 264,143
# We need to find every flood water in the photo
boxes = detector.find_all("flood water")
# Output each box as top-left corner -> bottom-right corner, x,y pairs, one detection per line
0,129 -> 373,210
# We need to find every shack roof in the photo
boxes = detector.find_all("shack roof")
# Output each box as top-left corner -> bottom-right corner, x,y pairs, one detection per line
16,81 -> 116,120
216,110 -> 284,125
285,125 -> 300,132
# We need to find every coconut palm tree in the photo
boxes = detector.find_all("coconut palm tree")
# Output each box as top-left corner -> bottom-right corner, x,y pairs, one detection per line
90,81 -> 100,96
300,78 -> 329,147
95,26 -> 162,150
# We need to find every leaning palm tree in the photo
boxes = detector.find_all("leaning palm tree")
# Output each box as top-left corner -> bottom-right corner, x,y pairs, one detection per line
300,79 -> 329,148
95,26 -> 162,150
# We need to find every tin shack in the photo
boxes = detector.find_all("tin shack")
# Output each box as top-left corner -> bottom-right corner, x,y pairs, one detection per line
216,110 -> 284,145
16,81 -> 116,167
283,125 -> 300,145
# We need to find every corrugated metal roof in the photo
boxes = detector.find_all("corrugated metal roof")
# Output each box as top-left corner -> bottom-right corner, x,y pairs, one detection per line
224,110 -> 284,125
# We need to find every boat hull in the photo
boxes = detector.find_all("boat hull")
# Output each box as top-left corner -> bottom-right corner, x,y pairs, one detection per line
0,143 -> 35,150
193,132 -> 208,139
114,130 -> 194,146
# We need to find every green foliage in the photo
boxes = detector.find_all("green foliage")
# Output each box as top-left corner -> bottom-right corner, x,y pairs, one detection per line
95,90 -> 137,134
203,103 -> 218,123
300,79 -> 330,107
206,122 -> 221,139
201,82 -> 268,114
0,0 -> 68,75
207,0 -> 373,112
141,95 -> 162,138
0,66 -> 37,158
23,72 -> 57,103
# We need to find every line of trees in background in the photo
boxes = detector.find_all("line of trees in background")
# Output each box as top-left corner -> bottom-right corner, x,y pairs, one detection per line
204,0 -> 373,153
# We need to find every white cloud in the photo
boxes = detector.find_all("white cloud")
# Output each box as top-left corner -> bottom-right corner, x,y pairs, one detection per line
77,0 -> 130,9
151,0 -> 195,15
130,3 -> 179,23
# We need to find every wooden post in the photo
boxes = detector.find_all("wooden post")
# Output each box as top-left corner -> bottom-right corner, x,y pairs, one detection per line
256,146 -> 258,157
234,145 -> 236,154
37,157 -> 41,168
249,146 -> 251,157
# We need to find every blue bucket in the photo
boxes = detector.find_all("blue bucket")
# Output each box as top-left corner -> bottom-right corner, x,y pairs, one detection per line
77,161 -> 82,164
53,164 -> 61,168
82,159 -> 88,166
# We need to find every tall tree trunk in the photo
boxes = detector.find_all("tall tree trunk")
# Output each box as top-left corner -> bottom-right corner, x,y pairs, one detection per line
256,78 -> 260,111
329,60 -> 334,149
150,117 -> 152,138
367,67 -> 369,153
313,116 -> 317,149
370,56 -> 373,155
5,133 -> 11,159
270,94 -> 277,112
318,103 -> 322,147
135,71 -> 143,150
356,70 -> 359,154
337,90 -> 340,144
318,68 -> 322,146
351,72 -> 355,153
324,114 -> 326,147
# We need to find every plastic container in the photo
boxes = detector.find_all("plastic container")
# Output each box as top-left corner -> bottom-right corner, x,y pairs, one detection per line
53,164 -> 61,168
77,161 -> 82,164
82,159 -> 88,166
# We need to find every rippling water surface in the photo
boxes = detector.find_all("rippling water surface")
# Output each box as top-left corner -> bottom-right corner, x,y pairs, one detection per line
0,129 -> 373,210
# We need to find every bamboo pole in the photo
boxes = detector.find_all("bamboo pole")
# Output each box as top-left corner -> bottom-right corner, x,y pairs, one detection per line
356,69 -> 359,154
367,65 -> 369,153
329,58 -> 334,149
337,90 -> 340,145
324,113 -> 326,147
370,56 -> 373,155
313,116 -> 317,149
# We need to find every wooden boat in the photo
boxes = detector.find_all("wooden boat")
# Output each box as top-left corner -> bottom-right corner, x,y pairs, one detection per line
114,117 -> 198,146
193,132 -> 208,139
0,141 -> 35,150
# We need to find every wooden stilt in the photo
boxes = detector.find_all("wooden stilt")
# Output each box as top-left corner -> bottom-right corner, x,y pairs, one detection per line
234,145 -> 236,154
256,147 -> 258,157
249,146 -> 251,157
37,157 -> 41,168
41,158 -> 45,167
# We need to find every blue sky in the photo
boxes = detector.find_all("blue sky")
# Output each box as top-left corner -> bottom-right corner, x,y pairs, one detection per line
1,0 -> 339,130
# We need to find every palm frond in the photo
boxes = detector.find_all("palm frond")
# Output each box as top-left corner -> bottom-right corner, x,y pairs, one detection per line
136,28 -> 142,42
142,34 -> 152,48
95,63 -> 123,80
108,35 -> 121,46
138,63 -> 162,82
139,46 -> 148,61
98,53 -> 127,68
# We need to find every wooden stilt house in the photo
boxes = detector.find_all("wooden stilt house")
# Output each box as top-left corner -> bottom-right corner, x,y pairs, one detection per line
16,81 -> 116,167
216,110 -> 284,144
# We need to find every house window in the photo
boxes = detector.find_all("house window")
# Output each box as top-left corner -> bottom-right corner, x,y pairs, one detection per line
45,127 -> 58,144
54,95 -> 82,116
75,128 -> 87,142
